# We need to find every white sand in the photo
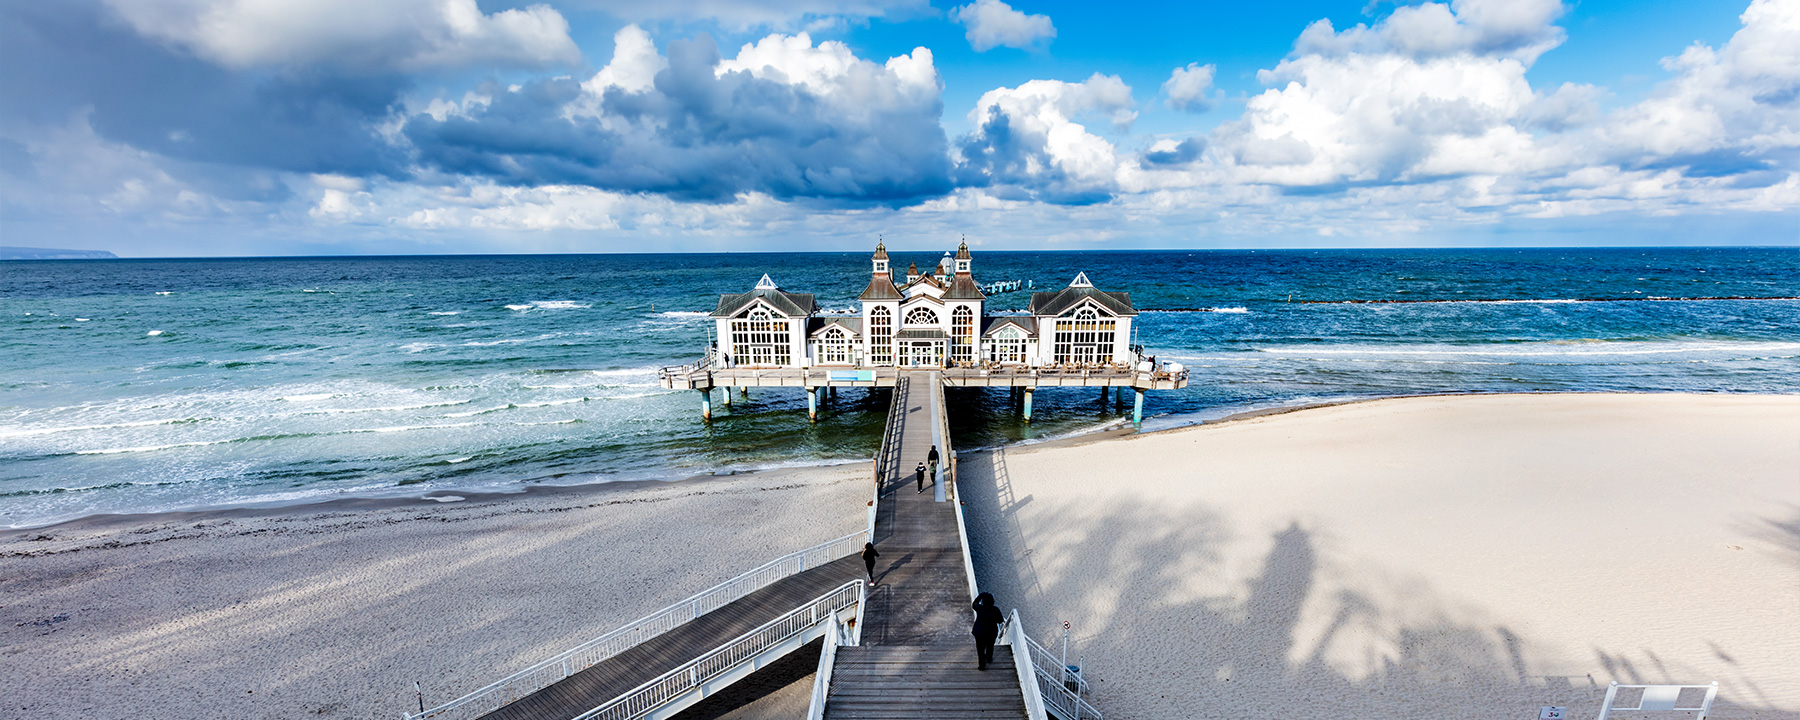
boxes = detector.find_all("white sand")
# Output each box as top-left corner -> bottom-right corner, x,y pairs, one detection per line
962,393 -> 1800,719
0,466 -> 868,720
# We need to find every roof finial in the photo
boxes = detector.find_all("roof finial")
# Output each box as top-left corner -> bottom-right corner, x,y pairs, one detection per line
755,274 -> 779,290
1069,271 -> 1092,288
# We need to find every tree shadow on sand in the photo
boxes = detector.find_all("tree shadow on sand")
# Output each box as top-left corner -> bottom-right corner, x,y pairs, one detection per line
960,448 -> 1797,720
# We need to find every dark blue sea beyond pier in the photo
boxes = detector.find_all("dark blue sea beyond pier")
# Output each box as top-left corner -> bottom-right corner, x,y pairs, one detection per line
3,247 -> 1796,527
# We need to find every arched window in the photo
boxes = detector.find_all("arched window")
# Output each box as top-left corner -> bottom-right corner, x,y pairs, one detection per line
987,326 -> 1027,364
731,306 -> 790,366
869,306 -> 893,366
1052,304 -> 1116,365
904,307 -> 939,326
951,306 -> 974,363
817,326 -> 852,365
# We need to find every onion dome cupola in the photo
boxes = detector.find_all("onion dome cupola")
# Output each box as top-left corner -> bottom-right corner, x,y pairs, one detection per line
858,241 -> 903,301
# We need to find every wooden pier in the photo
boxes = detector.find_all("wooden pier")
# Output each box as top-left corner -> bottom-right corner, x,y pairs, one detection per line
827,371 -> 1028,719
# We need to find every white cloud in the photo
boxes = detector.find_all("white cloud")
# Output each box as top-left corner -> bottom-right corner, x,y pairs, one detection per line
949,0 -> 1055,52
567,0 -> 930,31
105,0 -> 580,70
957,73 -> 1134,202
1294,0 -> 1566,64
587,25 -> 667,95
1162,63 -> 1217,113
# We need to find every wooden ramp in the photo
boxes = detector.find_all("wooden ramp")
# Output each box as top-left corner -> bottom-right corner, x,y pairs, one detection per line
479,555 -> 862,720
826,371 -> 1028,720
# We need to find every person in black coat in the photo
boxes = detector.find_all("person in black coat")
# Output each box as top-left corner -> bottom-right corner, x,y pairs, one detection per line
971,592 -> 1004,670
861,542 -> 880,585
927,445 -> 940,479
915,461 -> 928,493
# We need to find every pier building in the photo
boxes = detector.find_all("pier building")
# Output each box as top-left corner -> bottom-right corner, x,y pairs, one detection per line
661,243 -> 1188,424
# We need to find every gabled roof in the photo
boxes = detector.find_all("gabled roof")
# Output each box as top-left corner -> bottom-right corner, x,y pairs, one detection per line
1028,284 -> 1137,317
981,316 -> 1037,336
945,272 -> 986,300
712,286 -> 819,317
808,316 -> 863,336
901,273 -> 945,293
858,273 -> 903,301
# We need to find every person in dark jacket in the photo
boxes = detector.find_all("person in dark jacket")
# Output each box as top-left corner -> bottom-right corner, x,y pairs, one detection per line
927,445 -> 940,482
915,461 -> 928,493
971,592 -> 1004,670
861,542 -> 880,585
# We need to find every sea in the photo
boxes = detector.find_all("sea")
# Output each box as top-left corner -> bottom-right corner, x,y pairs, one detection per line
3,248 -> 1796,529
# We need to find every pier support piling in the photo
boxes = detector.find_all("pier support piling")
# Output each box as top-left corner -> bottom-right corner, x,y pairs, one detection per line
740,386 -> 749,398
1022,387 -> 1034,423
807,387 -> 818,423
721,387 -> 731,406
1133,389 -> 1145,425
699,390 -> 713,422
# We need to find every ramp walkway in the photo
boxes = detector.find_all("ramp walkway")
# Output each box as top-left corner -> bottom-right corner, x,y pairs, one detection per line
824,371 -> 1028,720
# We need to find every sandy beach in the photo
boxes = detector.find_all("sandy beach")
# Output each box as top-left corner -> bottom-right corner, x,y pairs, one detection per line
0,465 -> 868,720
964,393 -> 1800,719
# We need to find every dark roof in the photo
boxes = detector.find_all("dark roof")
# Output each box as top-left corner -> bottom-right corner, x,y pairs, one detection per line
808,316 -> 863,336
873,242 -> 888,260
900,274 -> 944,293
895,328 -> 948,339
712,287 -> 818,317
1028,286 -> 1137,317
946,272 -> 986,300
955,241 -> 971,260
858,273 -> 903,301
982,316 -> 1037,335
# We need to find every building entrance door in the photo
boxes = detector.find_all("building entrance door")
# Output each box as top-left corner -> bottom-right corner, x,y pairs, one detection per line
902,341 -> 943,367
745,345 -> 776,366
1071,345 -> 1100,365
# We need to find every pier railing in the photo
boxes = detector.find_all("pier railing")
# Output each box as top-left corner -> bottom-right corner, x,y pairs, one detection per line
1019,629 -> 1102,720
407,531 -> 867,720
574,580 -> 865,720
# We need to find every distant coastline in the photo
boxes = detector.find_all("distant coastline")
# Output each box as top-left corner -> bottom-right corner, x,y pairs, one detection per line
0,246 -> 118,260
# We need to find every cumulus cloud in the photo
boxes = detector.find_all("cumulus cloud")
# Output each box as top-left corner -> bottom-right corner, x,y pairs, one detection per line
570,0 -> 930,31
956,73 -> 1134,203
405,31 -> 952,203
1295,0 -> 1566,64
1162,63 -> 1216,113
104,0 -> 579,71
950,0 -> 1055,52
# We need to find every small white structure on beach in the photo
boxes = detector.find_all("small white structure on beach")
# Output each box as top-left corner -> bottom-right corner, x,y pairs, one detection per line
710,243 -> 1139,369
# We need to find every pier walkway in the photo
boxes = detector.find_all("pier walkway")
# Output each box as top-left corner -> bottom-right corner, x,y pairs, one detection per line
477,556 -> 862,720
825,371 -> 1028,719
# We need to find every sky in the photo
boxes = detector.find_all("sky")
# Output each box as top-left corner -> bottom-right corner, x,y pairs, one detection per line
0,0 -> 1795,256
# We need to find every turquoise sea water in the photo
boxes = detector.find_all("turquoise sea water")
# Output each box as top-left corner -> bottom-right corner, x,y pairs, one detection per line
2,248 -> 1796,528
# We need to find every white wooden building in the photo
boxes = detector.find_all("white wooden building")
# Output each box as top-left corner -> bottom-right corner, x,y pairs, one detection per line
710,243 -> 1139,369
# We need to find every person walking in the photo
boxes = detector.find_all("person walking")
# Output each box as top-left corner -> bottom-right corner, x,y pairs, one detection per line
927,445 -> 940,482
915,461 -> 928,493
861,542 -> 880,585
971,592 -> 1004,670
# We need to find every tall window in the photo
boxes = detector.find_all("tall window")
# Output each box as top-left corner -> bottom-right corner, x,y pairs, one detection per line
731,308 -> 791,366
869,306 -> 893,366
904,306 -> 939,327
1052,306 -> 1116,364
987,327 -> 1027,364
817,326 -> 852,365
951,306 -> 974,363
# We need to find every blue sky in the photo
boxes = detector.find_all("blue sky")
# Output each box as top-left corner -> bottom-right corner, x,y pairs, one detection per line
0,0 -> 1793,256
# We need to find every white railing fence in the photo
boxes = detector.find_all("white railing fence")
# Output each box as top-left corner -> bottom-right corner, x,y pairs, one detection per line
804,613 -> 851,720
1596,682 -> 1718,719
575,580 -> 864,720
1004,609 -> 1052,720
407,532 -> 866,720
1015,621 -> 1103,720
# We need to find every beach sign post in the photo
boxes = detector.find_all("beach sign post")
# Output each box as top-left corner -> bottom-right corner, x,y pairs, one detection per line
1538,708 -> 1565,720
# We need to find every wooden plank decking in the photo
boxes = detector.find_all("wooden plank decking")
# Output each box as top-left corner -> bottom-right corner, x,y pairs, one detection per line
478,555 -> 862,720
827,371 -> 1027,720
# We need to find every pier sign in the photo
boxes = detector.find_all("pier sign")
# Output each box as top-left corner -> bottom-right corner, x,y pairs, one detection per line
829,370 -> 876,382
1538,707 -> 1566,719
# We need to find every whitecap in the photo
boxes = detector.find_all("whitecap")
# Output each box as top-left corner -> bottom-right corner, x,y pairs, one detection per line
427,495 -> 466,503
657,311 -> 709,318
75,318 -> 90,322
428,311 -> 461,316
531,300 -> 590,310
1208,307 -> 1250,314
504,304 -> 532,311
146,330 -> 164,336
280,393 -> 335,402
155,291 -> 174,296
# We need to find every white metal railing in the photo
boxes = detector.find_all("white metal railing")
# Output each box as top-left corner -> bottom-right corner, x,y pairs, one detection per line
575,580 -> 864,720
407,532 -> 866,720
1005,610 -> 1051,720
1596,682 -> 1718,719
1018,629 -> 1102,720
804,614 -> 851,720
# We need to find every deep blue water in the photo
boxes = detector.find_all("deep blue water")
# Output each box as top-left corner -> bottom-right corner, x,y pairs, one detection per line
2,248 -> 1796,527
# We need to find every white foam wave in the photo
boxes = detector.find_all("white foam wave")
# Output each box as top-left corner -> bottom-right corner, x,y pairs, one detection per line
280,393 -> 336,402
656,311 -> 709,318
508,300 -> 590,311
0,417 -> 204,439
146,330 -> 164,336
429,311 -> 461,316
1253,341 -> 1800,359
155,291 -> 173,296
1209,307 -> 1250,314
76,439 -> 232,455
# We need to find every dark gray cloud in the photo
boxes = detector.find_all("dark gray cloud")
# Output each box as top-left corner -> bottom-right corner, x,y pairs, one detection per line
954,111 -> 1113,205
1,0 -> 411,178
404,34 -> 953,204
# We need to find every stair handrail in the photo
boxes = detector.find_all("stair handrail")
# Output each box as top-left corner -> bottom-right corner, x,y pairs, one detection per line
406,532 -> 866,720
804,615 -> 843,720
1018,630 -> 1103,719
574,580 -> 864,720
1006,609 -> 1052,720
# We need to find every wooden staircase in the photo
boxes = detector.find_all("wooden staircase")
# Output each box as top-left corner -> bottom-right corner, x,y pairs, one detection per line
824,645 -> 1027,719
